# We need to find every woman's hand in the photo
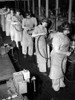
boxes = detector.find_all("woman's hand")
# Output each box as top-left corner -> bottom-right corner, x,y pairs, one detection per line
66,52 -> 71,56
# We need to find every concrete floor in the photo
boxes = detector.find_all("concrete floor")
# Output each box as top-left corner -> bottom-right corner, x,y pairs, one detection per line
0,27 -> 75,100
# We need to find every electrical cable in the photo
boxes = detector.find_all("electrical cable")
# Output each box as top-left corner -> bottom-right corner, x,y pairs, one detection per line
61,57 -> 75,83
37,35 -> 51,59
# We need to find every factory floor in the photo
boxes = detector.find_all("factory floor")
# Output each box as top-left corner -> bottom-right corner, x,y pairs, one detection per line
0,26 -> 75,100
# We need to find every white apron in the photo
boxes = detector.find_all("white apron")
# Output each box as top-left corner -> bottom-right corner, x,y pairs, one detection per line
10,16 -> 23,47
21,27 -> 33,56
49,32 -> 70,79
21,17 -> 36,56
1,14 -> 6,32
6,13 -> 12,36
33,25 -> 50,72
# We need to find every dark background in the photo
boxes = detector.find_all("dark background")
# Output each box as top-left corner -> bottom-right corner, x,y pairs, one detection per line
0,0 -> 74,14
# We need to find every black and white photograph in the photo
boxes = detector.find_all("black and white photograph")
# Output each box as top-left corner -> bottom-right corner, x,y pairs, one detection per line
0,0 -> 75,100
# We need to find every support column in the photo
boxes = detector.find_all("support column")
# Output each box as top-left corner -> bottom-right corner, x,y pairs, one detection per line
68,0 -> 73,23
17,0 -> 19,9
15,0 -> 19,9
38,0 -> 41,16
46,0 -> 49,18
28,0 -> 30,11
55,0 -> 59,30
24,0 -> 25,12
56,0 -> 59,21
32,0 -> 35,14
15,0 -> 17,10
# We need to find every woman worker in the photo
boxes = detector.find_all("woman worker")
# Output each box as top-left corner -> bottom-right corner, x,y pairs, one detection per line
49,22 -> 71,91
32,18 -> 50,75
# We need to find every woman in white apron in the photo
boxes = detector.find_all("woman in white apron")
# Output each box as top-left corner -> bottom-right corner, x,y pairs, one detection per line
10,10 -> 23,47
49,22 -> 71,91
32,18 -> 50,74
21,12 -> 37,56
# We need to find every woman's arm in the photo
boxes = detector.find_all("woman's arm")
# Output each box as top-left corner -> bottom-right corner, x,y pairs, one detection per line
54,46 -> 71,56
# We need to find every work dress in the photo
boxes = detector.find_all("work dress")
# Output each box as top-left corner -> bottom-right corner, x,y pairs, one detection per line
10,15 -> 23,47
6,13 -> 12,36
32,25 -> 48,72
21,17 -> 37,56
0,9 -> 7,32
